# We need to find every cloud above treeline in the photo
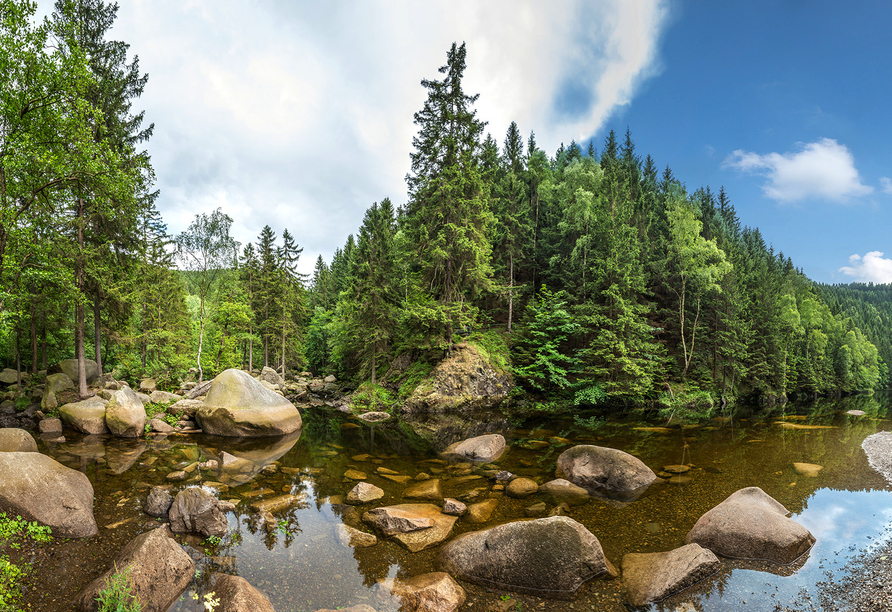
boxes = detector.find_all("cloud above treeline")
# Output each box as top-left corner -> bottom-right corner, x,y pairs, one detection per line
87,0 -> 671,274
723,138 -> 873,203
839,252 -> 892,284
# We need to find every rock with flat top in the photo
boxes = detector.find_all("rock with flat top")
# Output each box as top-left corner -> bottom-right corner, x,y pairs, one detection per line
195,369 -> 302,437
363,504 -> 457,552
59,396 -> 109,435
336,524 -> 377,548
622,543 -> 721,606
685,487 -> 815,564
346,482 -> 384,504
792,462 -> 823,477
403,479 -> 443,501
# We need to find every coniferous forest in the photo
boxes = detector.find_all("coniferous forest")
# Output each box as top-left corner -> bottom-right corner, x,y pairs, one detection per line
1,4 -> 888,415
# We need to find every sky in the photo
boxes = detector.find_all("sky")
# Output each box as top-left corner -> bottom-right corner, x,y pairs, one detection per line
34,0 -> 892,284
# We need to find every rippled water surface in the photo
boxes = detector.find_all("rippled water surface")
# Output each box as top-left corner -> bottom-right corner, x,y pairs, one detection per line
26,393 -> 892,611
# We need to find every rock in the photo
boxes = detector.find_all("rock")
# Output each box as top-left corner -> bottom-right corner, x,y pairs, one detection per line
847,410 -> 866,416
166,470 -> 187,482
385,572 -> 466,612
403,344 -> 513,413
59,396 -> 109,435
364,504 -> 458,552
685,487 -> 816,564
41,390 -> 58,411
793,462 -> 823,477
464,498 -> 499,524
149,390 -> 181,404
168,487 -> 228,537
195,369 -> 302,437
443,498 -> 467,516
212,574 -> 276,612
104,387 -> 147,438
0,452 -> 97,537
260,366 -> 284,388
146,486 -> 174,517
344,469 -> 368,480
437,516 -> 617,596
169,398 -> 203,417
324,374 -> 337,383
0,428 -> 37,452
441,433 -> 507,463
105,439 -> 147,474
0,368 -> 16,385
76,526 -> 193,612
336,523 -> 378,548
139,378 -> 156,393
147,418 -> 175,433
358,411 -> 391,422
346,482 -> 385,504
663,465 -> 691,474
506,477 -> 538,498
250,494 -> 307,513
46,372 -> 75,394
134,391 -> 152,404
622,543 -> 721,607
38,418 -> 63,435
525,502 -> 547,517
555,445 -> 657,501
403,479 -> 443,501
539,478 -> 590,506
58,358 -> 100,385
314,606 -> 375,612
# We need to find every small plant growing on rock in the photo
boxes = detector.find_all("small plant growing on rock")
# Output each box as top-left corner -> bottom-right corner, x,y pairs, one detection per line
96,564 -> 141,612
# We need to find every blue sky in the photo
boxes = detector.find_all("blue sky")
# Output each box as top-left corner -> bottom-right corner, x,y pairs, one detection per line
601,1 -> 892,284
34,0 -> 891,283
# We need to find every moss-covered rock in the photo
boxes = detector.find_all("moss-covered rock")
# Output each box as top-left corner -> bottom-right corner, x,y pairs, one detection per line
105,386 -> 147,438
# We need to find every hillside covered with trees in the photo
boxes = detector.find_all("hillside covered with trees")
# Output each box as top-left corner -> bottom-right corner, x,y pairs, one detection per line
0,4 -> 886,413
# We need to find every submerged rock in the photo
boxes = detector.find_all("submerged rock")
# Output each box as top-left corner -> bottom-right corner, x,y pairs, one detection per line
336,524 -> 377,548
538,478 -> 590,506
556,444 -> 657,501
76,526 -> 193,612
622,543 -> 721,606
363,504 -> 458,552
383,572 -> 466,612
0,451 -> 98,538
792,462 -> 823,477
347,482 -> 384,504
195,369 -> 302,437
168,487 -> 228,537
685,487 -> 815,564
437,516 -> 617,597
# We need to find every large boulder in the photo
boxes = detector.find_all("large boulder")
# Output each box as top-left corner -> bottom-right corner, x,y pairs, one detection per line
555,445 -> 657,501
168,487 -> 229,537
622,543 -> 721,606
58,358 -> 100,385
403,344 -> 513,413
76,526 -> 194,612
440,433 -> 507,463
104,387 -> 147,438
0,452 -> 97,537
0,428 -> 37,452
212,574 -> 276,612
45,372 -> 75,394
195,369 -> 302,437
685,487 -> 816,564
437,516 -> 617,596
363,504 -> 458,552
0,368 -> 17,385
59,396 -> 109,434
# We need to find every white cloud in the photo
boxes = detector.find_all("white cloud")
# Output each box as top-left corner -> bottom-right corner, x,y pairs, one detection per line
723,138 -> 873,203
839,251 -> 892,283
37,0 -> 671,275
880,177 -> 892,194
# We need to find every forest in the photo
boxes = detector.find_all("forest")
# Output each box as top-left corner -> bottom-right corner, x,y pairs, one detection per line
1,1 -> 888,414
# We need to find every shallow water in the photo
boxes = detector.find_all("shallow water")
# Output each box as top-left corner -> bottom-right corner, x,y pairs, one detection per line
24,392 -> 892,611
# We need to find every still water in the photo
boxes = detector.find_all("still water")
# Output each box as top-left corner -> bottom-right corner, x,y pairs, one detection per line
29,393 -> 892,611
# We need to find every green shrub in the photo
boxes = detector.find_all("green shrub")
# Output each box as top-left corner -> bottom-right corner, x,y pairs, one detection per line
397,360 -> 435,399
466,329 -> 511,374
96,565 -> 141,612
351,382 -> 394,411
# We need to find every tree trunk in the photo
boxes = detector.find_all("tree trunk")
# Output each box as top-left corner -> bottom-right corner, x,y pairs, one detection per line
507,254 -> 514,333
196,296 -> 206,383
76,198 -> 88,398
93,294 -> 102,374
15,330 -> 21,389
371,345 -> 376,386
30,300 -> 37,375
281,317 -> 286,378
263,335 -> 268,368
248,327 -> 253,372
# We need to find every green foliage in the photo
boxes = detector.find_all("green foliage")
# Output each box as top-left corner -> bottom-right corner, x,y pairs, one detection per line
657,384 -> 718,424
573,384 -> 607,407
397,360 -> 436,400
0,513 -> 51,612
351,382 -> 394,411
0,556 -> 24,612
512,287 -> 579,393
466,329 -> 511,375
96,564 -> 141,612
